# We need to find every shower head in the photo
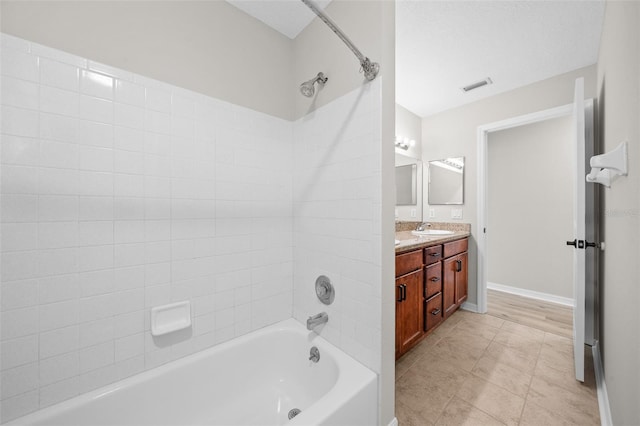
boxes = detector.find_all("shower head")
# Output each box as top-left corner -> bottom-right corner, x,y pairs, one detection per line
300,72 -> 328,97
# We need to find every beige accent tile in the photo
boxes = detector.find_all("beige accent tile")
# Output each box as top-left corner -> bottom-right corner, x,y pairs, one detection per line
471,355 -> 532,397
456,376 -> 525,426
527,375 -> 600,424
444,328 -> 493,351
500,320 -> 545,340
493,329 -> 543,356
444,309 -> 468,325
425,336 -> 490,372
435,396 -> 506,426
397,358 -> 469,421
430,316 -> 461,339
454,318 -> 501,341
396,346 -> 422,380
455,310 -> 505,329
537,339 -> 574,373
534,356 -> 597,399
519,399 -> 594,426
543,331 -> 573,349
483,341 -> 538,375
412,332 -> 444,355
396,396 -> 436,426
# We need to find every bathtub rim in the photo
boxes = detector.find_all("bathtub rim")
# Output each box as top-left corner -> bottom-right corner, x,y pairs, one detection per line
7,317 -> 377,426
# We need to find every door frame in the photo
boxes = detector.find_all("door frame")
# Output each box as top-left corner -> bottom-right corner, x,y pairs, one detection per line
476,103 -> 574,314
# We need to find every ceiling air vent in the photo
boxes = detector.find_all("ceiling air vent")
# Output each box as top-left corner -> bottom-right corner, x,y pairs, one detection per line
461,77 -> 493,92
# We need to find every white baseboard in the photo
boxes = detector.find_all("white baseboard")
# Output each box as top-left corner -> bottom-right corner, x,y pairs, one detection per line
387,417 -> 398,426
592,341 -> 613,426
460,302 -> 478,313
488,282 -> 574,307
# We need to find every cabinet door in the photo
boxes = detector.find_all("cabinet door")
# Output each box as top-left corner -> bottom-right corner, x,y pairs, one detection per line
395,269 -> 424,357
425,262 -> 442,299
442,257 -> 457,318
424,293 -> 443,331
455,252 -> 468,306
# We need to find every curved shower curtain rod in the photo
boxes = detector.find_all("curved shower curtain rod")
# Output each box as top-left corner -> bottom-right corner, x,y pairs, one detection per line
301,0 -> 380,81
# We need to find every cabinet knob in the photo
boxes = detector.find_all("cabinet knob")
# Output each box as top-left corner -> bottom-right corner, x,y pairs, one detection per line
430,277 -> 440,282
431,309 -> 441,316
429,253 -> 440,257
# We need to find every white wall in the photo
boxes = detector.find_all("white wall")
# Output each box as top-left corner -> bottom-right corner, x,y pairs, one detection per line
293,1 -> 390,120
0,1 -> 294,121
293,79 -> 382,372
395,104 -> 422,159
595,1 -> 640,424
292,2 -> 396,424
395,104 -> 422,222
0,34 -> 294,423
487,116 -> 573,299
422,65 -> 597,307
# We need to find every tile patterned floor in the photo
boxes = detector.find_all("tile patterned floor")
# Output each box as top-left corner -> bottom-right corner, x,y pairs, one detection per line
395,309 -> 600,425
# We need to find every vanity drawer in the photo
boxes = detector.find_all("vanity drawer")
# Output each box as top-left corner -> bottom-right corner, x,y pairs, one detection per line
425,262 -> 442,299
424,293 -> 443,331
443,238 -> 468,258
396,250 -> 423,277
424,245 -> 443,265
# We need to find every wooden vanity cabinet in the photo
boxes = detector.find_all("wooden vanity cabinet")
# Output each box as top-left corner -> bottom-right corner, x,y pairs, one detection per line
424,293 -> 443,331
395,250 -> 424,358
442,239 -> 469,319
395,237 -> 468,359
424,252 -> 443,332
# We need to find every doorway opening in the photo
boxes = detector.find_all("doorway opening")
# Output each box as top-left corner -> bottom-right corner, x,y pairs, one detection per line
484,114 -> 575,336
476,102 -> 574,314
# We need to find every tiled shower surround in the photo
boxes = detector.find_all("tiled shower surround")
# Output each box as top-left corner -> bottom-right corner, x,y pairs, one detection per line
0,34 -> 383,422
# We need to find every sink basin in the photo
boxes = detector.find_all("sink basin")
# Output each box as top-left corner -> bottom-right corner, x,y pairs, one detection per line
411,230 -> 454,236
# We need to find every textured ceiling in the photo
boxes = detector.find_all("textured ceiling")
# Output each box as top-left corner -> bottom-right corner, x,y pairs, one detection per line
396,0 -> 606,117
225,0 -> 332,39
227,0 -> 605,118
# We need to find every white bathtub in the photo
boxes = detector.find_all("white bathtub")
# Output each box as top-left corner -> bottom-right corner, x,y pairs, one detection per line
8,319 -> 378,426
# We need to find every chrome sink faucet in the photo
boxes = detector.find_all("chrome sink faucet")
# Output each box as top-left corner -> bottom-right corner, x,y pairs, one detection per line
416,222 -> 432,231
307,312 -> 328,330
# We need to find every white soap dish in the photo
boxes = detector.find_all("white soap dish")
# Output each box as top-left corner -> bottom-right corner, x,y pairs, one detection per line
151,301 -> 191,336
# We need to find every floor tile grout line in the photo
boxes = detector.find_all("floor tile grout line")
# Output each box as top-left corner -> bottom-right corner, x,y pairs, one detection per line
517,327 -> 545,424
432,392 -> 459,426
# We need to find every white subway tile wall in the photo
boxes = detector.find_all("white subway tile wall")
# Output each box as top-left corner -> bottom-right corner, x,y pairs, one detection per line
1,34 -> 295,422
292,80 -> 383,374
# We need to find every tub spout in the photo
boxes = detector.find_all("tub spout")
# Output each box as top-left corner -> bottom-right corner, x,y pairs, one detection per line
307,312 -> 328,330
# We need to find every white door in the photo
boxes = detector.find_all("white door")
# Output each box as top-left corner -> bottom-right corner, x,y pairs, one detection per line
571,77 -> 586,383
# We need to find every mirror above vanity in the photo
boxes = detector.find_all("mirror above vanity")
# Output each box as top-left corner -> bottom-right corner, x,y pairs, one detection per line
427,157 -> 464,205
395,154 -> 423,221
396,164 -> 417,205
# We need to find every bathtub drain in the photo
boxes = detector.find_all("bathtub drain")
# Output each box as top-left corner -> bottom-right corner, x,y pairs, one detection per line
288,408 -> 302,420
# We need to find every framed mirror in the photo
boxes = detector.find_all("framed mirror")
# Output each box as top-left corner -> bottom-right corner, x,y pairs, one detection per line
396,163 -> 417,205
428,157 -> 464,205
